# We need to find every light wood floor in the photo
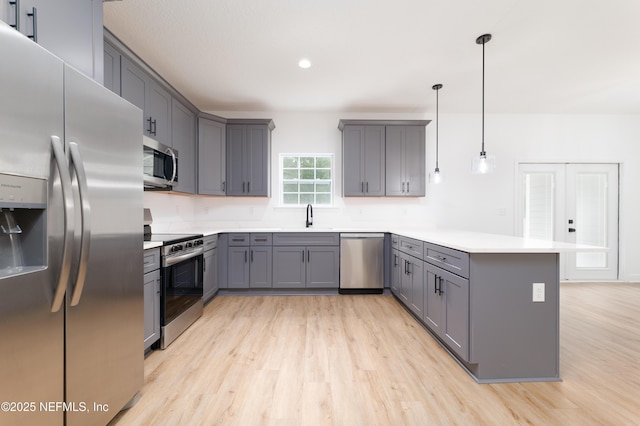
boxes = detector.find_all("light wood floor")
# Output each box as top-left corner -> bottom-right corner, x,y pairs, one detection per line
110,283 -> 640,425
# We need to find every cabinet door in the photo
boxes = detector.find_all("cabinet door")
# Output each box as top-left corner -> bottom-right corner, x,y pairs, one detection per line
147,80 -> 172,146
342,125 -> 365,196
250,247 -> 272,288
171,99 -> 196,194
385,126 -> 405,196
398,253 -> 410,304
246,125 -> 270,196
103,41 -> 120,95
120,56 -> 148,135
306,246 -> 339,288
423,264 -> 443,335
391,249 -> 401,295
226,125 -> 245,196
408,258 -> 424,319
272,246 -> 306,288
143,270 -> 160,349
198,118 -> 226,195
403,126 -> 425,196
362,125 -> 385,196
227,247 -> 250,288
203,248 -> 217,302
441,269 -> 469,361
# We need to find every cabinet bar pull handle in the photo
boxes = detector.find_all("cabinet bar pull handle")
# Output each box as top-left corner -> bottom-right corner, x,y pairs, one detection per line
361,182 -> 364,193
222,181 -> 226,192
402,182 -> 405,193
302,250 -> 305,263
9,0 -> 19,30
366,182 -> 369,193
394,254 -> 398,267
307,249 -> 310,262
407,181 -> 410,193
244,250 -> 247,263
203,258 -> 206,271
150,119 -> 157,136
434,274 -> 439,294
27,7 -> 37,42
242,182 -> 246,193
251,250 -> 254,262
438,277 -> 444,295
247,181 -> 250,193
147,117 -> 153,133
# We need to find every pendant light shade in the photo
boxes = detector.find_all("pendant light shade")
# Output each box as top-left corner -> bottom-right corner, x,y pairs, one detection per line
429,83 -> 443,184
471,33 -> 496,174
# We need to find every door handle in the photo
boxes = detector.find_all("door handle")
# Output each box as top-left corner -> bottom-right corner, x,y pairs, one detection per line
438,277 -> 444,295
251,250 -> 254,263
407,181 -> 410,193
434,275 -> 439,294
402,182 -> 405,193
165,147 -> 177,184
27,7 -> 37,42
9,0 -> 19,30
244,250 -> 248,263
568,228 -> 576,233
366,182 -> 369,193
50,136 -> 74,313
69,142 -> 92,307
307,249 -> 310,263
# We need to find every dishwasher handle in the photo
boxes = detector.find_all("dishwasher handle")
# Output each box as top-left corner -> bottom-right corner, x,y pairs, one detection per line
340,233 -> 385,239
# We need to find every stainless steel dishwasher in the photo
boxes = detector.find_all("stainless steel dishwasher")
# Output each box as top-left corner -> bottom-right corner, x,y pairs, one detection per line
339,233 -> 385,294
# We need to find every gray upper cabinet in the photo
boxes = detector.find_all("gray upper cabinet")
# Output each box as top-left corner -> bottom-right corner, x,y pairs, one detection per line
341,125 -> 386,196
121,56 -> 172,146
386,125 -> 426,197
103,41 -> 120,95
226,119 -> 274,197
2,0 -> 103,82
171,98 -> 196,194
198,116 -> 226,196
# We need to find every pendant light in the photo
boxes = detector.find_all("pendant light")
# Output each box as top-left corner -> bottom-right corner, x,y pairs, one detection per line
429,83 -> 443,184
471,33 -> 496,174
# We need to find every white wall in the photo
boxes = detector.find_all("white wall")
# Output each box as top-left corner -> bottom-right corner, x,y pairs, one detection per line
144,111 -> 640,281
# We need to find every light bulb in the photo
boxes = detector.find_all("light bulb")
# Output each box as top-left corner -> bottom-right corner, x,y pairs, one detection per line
430,168 -> 442,184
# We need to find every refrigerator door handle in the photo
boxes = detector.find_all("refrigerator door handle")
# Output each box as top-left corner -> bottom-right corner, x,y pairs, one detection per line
69,142 -> 91,307
50,136 -> 75,313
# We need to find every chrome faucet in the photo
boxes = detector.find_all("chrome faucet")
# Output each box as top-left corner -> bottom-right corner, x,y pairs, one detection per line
305,204 -> 313,228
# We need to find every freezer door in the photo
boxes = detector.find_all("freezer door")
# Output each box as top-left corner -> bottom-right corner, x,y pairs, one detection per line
63,65 -> 144,426
0,23 -> 65,426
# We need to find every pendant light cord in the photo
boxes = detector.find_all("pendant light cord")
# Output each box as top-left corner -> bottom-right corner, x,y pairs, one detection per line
435,87 -> 439,169
481,39 -> 485,155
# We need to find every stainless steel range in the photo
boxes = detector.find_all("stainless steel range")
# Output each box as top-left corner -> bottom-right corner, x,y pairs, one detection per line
146,233 -> 204,349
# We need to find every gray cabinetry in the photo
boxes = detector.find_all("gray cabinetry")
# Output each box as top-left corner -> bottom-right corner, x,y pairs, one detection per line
171,98 -> 196,194
203,235 -> 218,302
121,56 -> 172,146
272,233 -> 339,289
341,125 -> 386,196
226,233 -> 273,289
386,125 -> 426,196
226,119 -> 274,197
198,116 -> 227,196
143,247 -> 161,350
1,0 -> 103,82
103,41 -> 120,95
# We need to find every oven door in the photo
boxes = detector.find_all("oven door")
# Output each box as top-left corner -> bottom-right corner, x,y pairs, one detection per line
161,251 -> 203,326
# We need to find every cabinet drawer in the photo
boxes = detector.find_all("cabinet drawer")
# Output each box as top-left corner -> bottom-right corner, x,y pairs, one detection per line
273,233 -> 339,246
203,234 -> 218,251
391,234 -> 399,248
143,248 -> 160,274
228,233 -> 250,246
424,242 -> 469,279
398,236 -> 423,258
251,233 -> 272,246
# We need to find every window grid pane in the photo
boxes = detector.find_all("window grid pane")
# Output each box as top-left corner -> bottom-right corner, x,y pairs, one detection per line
282,155 -> 332,206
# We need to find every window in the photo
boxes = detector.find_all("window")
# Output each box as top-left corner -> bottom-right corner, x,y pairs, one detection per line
280,154 -> 333,206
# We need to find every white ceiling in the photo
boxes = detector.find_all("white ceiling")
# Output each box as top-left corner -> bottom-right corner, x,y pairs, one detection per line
104,0 -> 640,115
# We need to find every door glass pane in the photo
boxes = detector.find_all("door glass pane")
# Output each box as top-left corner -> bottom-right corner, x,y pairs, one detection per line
523,173 -> 554,240
575,173 -> 607,268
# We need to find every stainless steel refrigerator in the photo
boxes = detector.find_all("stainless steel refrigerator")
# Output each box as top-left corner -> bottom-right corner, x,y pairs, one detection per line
0,23 -> 143,425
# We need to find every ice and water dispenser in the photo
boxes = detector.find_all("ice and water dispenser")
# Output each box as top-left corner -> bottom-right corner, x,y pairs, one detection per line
0,173 -> 47,278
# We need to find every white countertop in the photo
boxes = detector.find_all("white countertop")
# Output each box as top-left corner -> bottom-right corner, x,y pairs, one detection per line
145,227 -> 603,254
143,241 -> 163,250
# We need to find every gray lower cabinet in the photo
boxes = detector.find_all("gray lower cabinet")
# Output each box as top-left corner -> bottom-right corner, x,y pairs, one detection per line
171,98 -> 196,194
306,246 -> 340,288
1,0 -> 103,82
386,126 -> 426,196
272,246 -> 306,288
143,247 -> 161,350
198,116 -> 226,196
401,253 -> 424,319
203,235 -> 218,302
424,262 -> 469,361
226,120 -> 274,197
226,233 -> 273,288
390,248 -> 401,295
121,56 -> 172,146
341,125 -> 386,196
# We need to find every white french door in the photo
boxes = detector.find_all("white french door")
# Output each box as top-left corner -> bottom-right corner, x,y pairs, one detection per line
517,163 -> 619,281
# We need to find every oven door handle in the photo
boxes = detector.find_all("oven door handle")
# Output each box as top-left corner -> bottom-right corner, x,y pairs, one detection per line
164,247 -> 204,267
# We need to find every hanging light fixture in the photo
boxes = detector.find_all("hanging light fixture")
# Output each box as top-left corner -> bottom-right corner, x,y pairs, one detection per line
471,33 -> 496,174
429,83 -> 443,184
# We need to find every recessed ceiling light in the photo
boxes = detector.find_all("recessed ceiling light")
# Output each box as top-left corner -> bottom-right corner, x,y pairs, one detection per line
298,58 -> 311,69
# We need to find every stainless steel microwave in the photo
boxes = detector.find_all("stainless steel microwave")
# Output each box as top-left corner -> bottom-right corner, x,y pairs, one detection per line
143,136 -> 178,190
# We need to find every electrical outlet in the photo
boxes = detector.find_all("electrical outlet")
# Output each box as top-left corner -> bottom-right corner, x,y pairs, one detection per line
532,282 -> 545,302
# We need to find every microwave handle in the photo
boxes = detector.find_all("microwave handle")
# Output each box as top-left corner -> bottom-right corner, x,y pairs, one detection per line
166,147 -> 177,184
